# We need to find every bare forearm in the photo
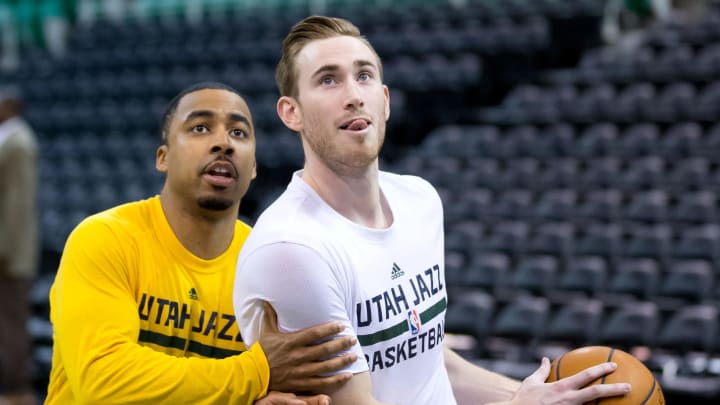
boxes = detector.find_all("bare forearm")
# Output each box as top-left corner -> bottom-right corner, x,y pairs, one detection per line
444,346 -> 520,404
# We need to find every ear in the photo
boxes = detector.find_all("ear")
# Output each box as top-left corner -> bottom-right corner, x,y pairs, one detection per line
156,144 -> 168,173
277,96 -> 303,132
383,85 -> 391,121
251,158 -> 257,180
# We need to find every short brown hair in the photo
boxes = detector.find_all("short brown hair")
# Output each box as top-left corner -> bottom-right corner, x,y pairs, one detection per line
276,15 -> 383,98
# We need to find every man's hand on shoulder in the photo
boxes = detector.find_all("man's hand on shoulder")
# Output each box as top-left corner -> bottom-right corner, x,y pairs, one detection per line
258,301 -> 357,394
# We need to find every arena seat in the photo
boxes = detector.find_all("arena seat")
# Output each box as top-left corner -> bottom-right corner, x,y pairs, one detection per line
544,298 -> 603,345
618,123 -> 660,157
558,255 -> 608,298
536,158 -> 579,188
576,189 -> 623,222
525,221 -> 575,260
510,255 -> 559,297
657,305 -> 718,353
530,188 -> 578,221
465,251 -> 510,293
606,258 -> 661,301
445,289 -> 495,346
671,224 -> 720,264
478,220 -> 530,258
488,295 -> 550,360
574,122 -> 618,157
488,189 -> 534,219
599,301 -> 660,348
622,189 -> 670,223
658,260 -> 714,304
579,156 -> 622,187
574,222 -> 623,259
618,155 -> 667,190
675,191 -> 718,224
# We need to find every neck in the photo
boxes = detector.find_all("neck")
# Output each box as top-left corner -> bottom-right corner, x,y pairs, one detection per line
302,158 -> 392,229
159,190 -> 238,260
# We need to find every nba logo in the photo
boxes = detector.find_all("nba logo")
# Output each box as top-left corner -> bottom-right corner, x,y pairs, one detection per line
407,309 -> 421,335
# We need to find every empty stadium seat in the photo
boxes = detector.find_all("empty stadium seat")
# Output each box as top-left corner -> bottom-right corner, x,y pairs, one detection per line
576,189 -> 623,221
558,255 -> 608,297
526,222 -> 575,260
606,258 -> 661,301
618,123 -> 660,157
510,255 -> 559,296
445,290 -> 495,343
671,190 -> 717,223
621,224 -> 672,263
574,222 -> 623,259
617,156 -> 667,190
579,156 -> 622,187
488,189 -> 534,219
671,224 -> 720,264
536,158 -> 579,188
668,157 -> 713,191
491,295 -> 550,344
600,301 -> 660,348
622,189 -> 670,223
478,221 -> 530,257
574,123 -> 618,157
530,189 -> 578,220
465,251 -> 511,292
661,121 -> 702,158
658,305 -> 718,353
544,298 -> 603,345
659,260 -> 714,303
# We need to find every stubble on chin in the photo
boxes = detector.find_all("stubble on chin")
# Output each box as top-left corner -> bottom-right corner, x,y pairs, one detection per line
197,196 -> 233,211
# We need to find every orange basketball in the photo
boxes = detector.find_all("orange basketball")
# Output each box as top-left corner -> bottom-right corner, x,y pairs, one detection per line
546,346 -> 665,405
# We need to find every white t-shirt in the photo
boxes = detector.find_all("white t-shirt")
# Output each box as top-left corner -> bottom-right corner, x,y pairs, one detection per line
234,170 -> 456,404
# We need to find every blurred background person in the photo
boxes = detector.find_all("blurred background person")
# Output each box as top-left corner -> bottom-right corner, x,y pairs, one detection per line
0,86 -> 38,405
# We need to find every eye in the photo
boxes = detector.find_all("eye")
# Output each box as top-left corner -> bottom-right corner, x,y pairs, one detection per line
358,71 -> 371,81
321,76 -> 336,86
230,128 -> 247,138
192,124 -> 209,133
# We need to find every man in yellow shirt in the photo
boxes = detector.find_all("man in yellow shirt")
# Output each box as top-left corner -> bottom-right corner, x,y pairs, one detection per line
46,82 -> 356,404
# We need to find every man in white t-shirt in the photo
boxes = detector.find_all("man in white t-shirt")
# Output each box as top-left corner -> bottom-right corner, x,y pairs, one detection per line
234,15 -> 633,404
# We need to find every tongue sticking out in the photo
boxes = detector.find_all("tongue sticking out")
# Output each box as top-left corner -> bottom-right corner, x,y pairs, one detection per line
346,119 -> 368,131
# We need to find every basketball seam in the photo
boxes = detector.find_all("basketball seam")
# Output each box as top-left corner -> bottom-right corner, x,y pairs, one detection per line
596,347 -> 615,405
555,355 -> 563,382
640,379 -> 657,405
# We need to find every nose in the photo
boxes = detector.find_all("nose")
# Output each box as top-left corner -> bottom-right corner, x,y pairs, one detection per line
210,130 -> 234,156
344,81 -> 364,110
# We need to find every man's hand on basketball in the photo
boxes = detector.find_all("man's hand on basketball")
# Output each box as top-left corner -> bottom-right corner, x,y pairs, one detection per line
254,391 -> 331,405
258,301 -> 357,394
502,358 -> 631,405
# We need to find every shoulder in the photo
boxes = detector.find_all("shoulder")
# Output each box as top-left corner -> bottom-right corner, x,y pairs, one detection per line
381,170 -> 438,192
67,199 -> 151,247
0,119 -> 37,153
244,187 -> 329,248
380,171 -> 442,204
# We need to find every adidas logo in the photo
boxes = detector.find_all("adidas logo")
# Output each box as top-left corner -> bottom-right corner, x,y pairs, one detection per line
188,288 -> 199,300
391,262 -> 405,280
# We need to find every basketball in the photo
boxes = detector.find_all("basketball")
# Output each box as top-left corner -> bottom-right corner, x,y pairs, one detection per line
546,346 -> 665,405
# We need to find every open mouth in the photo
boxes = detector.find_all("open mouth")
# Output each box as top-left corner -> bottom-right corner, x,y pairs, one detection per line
204,160 -> 237,178
340,118 -> 370,131
207,167 -> 232,177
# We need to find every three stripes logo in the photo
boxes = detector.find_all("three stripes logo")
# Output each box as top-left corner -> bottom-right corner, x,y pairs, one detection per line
391,262 -> 405,280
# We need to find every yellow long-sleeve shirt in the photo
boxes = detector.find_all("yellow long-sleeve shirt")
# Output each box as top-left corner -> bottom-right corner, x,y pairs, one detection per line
46,196 -> 269,404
